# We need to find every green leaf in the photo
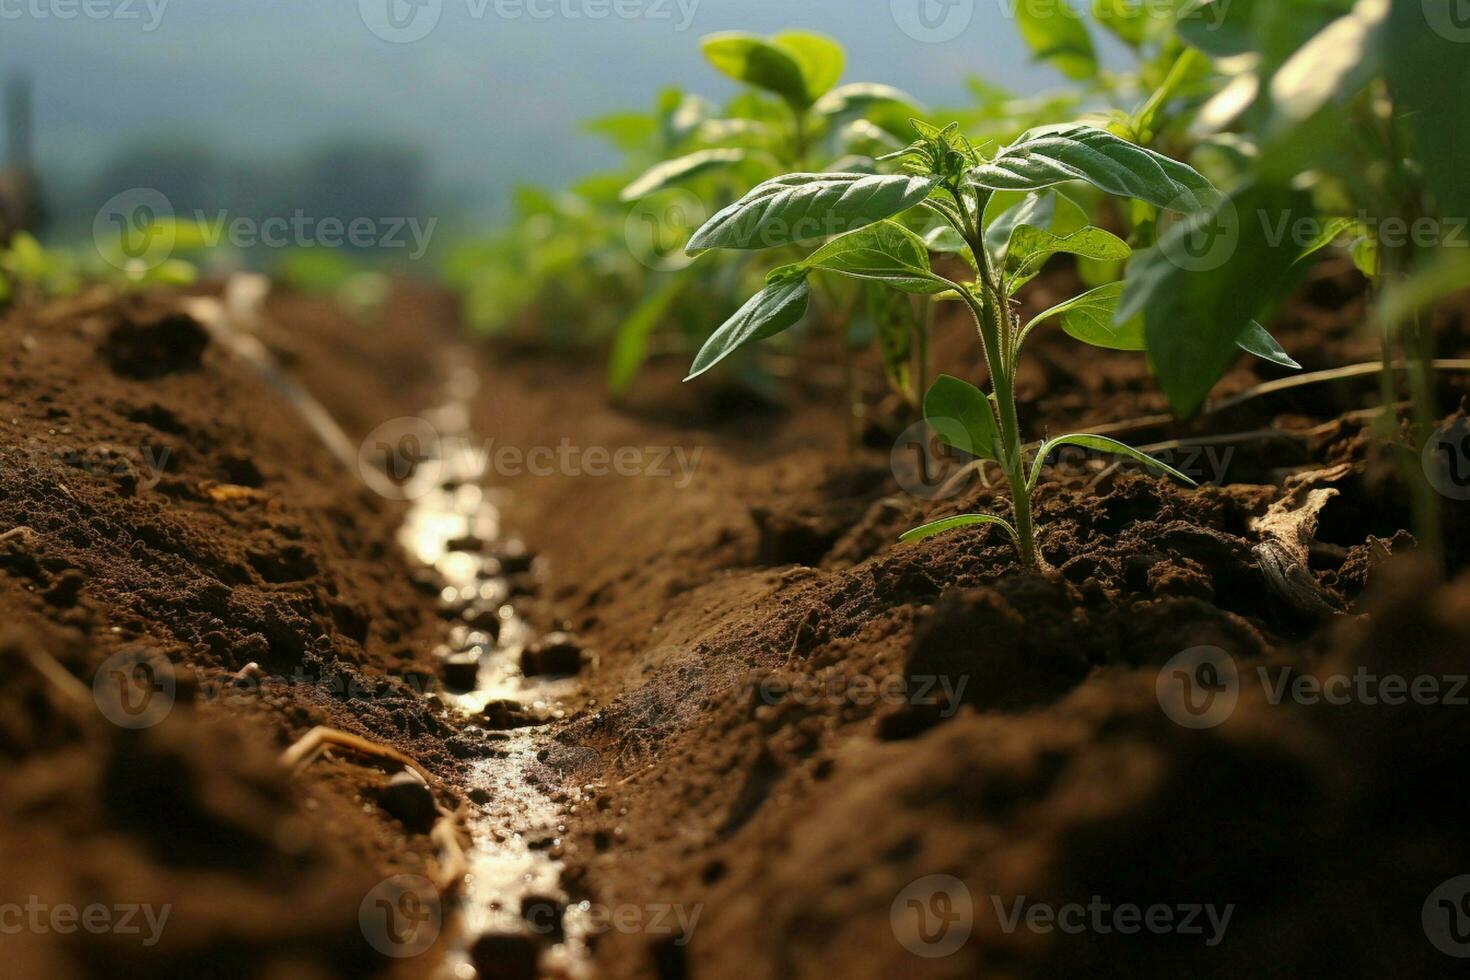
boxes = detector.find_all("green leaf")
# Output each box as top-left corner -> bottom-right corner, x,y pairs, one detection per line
1130,48 -> 1211,143
1176,0 -> 1261,57
620,149 -> 747,202
922,225 -> 967,254
685,172 -> 939,253
783,221 -> 945,294
0,272 -> 11,306
1091,0 -> 1150,47
900,514 -> 1019,545
139,259 -> 200,288
686,276 -> 810,381
1235,320 -> 1301,369
1015,0 -> 1098,81
1386,0 -> 1470,225
700,33 -> 810,108
659,90 -> 712,149
1376,250 -> 1470,330
582,111 -> 658,152
983,190 -> 1088,263
924,374 -> 1003,463
1120,181 -> 1309,415
869,283 -> 916,400
1026,281 -> 1146,351
1290,216 -> 1357,266
1029,434 -> 1199,491
812,83 -> 924,117
1269,0 -> 1387,124
609,275 -> 687,396
1005,225 -> 1131,291
771,31 -> 846,103
1351,235 -> 1378,278
969,124 -> 1215,212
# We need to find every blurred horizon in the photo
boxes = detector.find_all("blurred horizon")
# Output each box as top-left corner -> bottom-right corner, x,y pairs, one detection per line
6,0 -> 1114,249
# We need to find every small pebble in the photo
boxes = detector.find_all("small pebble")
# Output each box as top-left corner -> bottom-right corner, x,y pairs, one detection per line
490,539 -> 536,575
521,632 -> 584,677
440,651 -> 481,690
520,895 -> 566,941
470,932 -> 539,980
379,771 -> 435,834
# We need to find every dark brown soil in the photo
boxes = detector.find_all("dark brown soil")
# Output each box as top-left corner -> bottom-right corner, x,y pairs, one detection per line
0,287 -> 462,978
3,257 -> 1469,978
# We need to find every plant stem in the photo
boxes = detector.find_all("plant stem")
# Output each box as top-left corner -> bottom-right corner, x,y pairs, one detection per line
791,107 -> 810,169
1377,229 -> 1445,572
916,296 -> 931,409
960,232 -> 1037,568
838,320 -> 856,459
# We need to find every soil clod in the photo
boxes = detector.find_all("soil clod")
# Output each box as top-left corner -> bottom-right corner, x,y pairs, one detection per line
522,631 -> 585,677
469,932 -> 541,980
379,770 -> 437,833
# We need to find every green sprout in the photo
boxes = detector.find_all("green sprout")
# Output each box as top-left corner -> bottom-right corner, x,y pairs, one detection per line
681,118 -> 1297,568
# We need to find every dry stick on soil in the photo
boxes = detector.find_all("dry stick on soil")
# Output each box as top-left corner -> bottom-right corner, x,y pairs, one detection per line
279,725 -> 433,782
1085,359 -> 1470,440
21,647 -> 93,714
1083,407 -> 1389,491
279,726 -> 468,890
1249,465 -> 1355,619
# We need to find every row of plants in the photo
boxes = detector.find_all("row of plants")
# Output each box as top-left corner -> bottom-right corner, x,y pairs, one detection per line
0,224 -> 390,325
442,1 -> 1466,570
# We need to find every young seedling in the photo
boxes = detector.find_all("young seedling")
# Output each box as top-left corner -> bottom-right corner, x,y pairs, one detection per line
616,31 -> 929,443
682,119 -> 1296,567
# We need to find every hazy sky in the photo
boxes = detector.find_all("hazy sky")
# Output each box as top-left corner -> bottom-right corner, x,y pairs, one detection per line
5,0 -> 1083,221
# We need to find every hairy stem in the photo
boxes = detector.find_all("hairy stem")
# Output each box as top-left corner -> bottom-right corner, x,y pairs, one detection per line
1378,230 -> 1445,572
960,249 -> 1037,568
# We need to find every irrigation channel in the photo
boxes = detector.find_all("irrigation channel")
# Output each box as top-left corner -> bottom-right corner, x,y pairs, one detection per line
185,279 -> 592,979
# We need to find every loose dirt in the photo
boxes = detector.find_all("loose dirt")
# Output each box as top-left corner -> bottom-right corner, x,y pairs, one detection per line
3,257 -> 1469,978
